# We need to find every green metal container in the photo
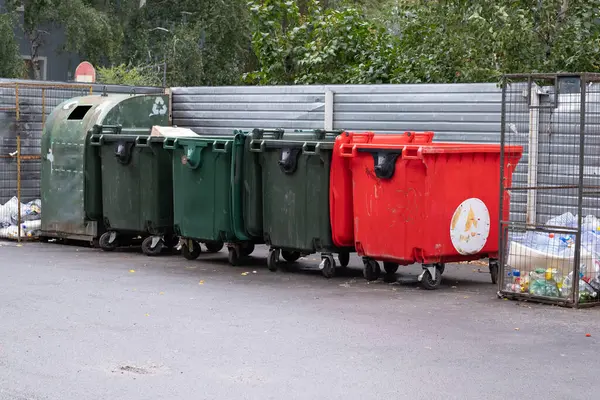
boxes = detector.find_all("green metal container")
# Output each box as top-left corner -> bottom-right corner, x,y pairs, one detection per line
249,129 -> 352,278
164,131 -> 259,265
40,94 -> 170,244
89,131 -> 175,255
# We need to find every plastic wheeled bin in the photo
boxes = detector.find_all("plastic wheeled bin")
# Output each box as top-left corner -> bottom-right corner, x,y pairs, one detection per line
89,129 -> 175,255
40,94 -> 170,244
163,131 -> 259,265
332,131 -> 523,288
249,128 -> 353,278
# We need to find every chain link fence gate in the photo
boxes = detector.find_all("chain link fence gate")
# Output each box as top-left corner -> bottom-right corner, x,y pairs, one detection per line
0,82 -> 93,241
499,73 -> 600,307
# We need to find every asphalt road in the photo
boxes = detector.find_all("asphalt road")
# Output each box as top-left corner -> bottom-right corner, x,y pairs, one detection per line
1,241 -> 599,400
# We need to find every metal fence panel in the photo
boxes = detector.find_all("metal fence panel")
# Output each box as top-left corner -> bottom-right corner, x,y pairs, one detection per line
499,73 -> 600,307
171,83 -> 502,143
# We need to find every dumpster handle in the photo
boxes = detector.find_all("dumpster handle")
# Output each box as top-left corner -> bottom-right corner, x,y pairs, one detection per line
135,136 -> 150,148
278,147 -> 302,174
182,143 -> 208,169
339,144 -> 356,158
114,141 -> 135,165
163,137 -> 178,149
302,142 -> 321,155
249,139 -> 265,153
402,147 -> 422,159
89,134 -> 103,146
212,140 -> 232,153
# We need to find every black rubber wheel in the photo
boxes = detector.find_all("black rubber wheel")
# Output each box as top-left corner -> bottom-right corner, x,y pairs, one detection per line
383,262 -> 399,274
267,249 -> 279,272
420,266 -> 443,290
142,236 -> 164,256
228,247 -> 240,266
363,258 -> 381,281
321,256 -> 336,279
99,231 -> 118,252
435,263 -> 445,275
182,240 -> 201,260
241,242 -> 255,257
282,250 -> 301,263
205,241 -> 224,253
489,261 -> 499,285
164,235 -> 180,249
338,251 -> 350,268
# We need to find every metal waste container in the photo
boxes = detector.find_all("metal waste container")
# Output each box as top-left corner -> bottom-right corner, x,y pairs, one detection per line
89,131 -> 175,255
249,129 -> 352,278
164,131 -> 260,265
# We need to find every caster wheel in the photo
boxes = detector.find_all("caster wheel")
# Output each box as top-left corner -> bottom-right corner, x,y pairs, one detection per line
363,258 -> 381,281
489,261 -> 499,285
142,236 -> 164,256
320,255 -> 336,278
241,242 -> 255,257
228,247 -> 240,266
164,235 -> 180,249
420,265 -> 443,290
267,249 -> 279,272
338,251 -> 350,268
282,250 -> 301,263
435,263 -> 445,275
383,262 -> 399,274
205,241 -> 224,253
99,231 -> 118,252
182,239 -> 201,260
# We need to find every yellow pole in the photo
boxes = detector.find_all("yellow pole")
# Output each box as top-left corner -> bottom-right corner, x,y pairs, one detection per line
17,135 -> 21,243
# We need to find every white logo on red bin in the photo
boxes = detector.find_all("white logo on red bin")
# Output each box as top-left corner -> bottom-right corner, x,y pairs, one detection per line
449,198 -> 490,255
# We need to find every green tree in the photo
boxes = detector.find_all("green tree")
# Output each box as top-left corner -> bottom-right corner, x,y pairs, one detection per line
4,0 -> 119,80
246,0 -> 397,84
122,0 -> 250,86
0,12 -> 24,78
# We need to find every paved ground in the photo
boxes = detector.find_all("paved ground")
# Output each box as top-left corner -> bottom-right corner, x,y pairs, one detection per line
0,241 -> 599,400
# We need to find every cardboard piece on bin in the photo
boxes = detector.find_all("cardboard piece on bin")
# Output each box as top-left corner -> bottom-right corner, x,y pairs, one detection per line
151,125 -> 198,138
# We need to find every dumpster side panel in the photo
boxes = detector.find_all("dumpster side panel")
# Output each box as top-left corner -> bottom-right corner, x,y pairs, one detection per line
99,139 -> 173,234
242,137 -> 263,238
351,144 -> 522,264
171,145 -> 234,242
41,99 -> 101,238
261,150 -> 334,252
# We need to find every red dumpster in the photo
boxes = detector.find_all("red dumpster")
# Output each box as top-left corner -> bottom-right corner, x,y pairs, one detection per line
331,132 -> 523,289
330,131 -> 434,249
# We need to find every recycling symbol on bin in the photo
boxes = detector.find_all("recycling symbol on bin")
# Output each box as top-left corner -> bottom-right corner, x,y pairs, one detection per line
150,97 -> 167,117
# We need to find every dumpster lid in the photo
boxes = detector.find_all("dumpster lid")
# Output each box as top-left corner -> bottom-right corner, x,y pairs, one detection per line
151,125 -> 198,138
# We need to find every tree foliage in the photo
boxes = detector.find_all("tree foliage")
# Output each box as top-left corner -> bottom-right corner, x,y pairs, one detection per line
0,12 -> 24,78
2,0 -> 600,85
246,0 -> 397,84
96,63 -> 161,86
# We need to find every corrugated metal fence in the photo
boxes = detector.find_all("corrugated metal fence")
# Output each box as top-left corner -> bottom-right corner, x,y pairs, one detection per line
171,83 -> 503,143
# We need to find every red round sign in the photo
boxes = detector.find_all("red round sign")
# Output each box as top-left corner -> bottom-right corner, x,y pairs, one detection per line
74,61 -> 96,83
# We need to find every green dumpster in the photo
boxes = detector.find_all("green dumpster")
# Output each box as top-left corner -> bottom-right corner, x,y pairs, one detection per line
40,94 -> 170,244
89,131 -> 175,255
248,129 -> 352,278
163,130 -> 260,265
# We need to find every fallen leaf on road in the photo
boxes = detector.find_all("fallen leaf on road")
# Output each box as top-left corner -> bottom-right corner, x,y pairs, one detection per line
129,269 -> 135,273
514,328 -> 520,331
198,280 -> 205,285
241,272 -> 249,276
252,271 -> 257,274
159,292 -> 165,295
145,313 -> 150,317
451,286 -> 457,289
16,244 -> 22,247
